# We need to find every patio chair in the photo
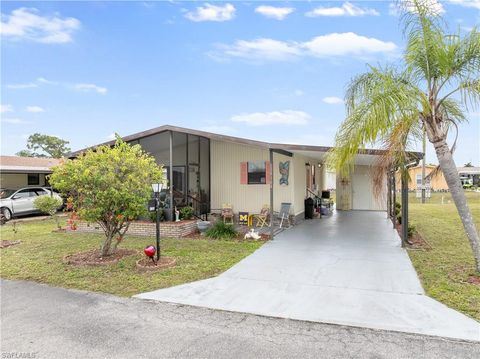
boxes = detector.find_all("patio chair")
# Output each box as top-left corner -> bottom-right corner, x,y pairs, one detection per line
253,205 -> 270,228
275,202 -> 291,229
221,203 -> 234,224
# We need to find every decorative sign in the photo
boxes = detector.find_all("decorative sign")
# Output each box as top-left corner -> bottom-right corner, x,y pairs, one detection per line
239,212 -> 249,225
279,161 -> 290,185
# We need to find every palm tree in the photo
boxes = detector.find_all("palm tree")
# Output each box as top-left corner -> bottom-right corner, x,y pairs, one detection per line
329,0 -> 480,271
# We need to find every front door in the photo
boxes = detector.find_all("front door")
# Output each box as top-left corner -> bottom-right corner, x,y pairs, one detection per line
352,171 -> 371,210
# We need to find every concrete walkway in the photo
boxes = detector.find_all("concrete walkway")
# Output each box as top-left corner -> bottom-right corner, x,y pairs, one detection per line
136,211 -> 480,342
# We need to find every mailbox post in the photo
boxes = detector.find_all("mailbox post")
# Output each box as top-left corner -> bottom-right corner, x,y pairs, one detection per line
151,183 -> 164,261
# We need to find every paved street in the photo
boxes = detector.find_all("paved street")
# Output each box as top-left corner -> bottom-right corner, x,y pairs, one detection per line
1,280 -> 479,359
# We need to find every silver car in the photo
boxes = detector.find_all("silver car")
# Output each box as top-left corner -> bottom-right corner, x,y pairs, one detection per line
0,187 -> 63,221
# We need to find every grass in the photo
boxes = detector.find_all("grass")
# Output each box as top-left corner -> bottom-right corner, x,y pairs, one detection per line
0,218 -> 263,297
407,190 -> 480,320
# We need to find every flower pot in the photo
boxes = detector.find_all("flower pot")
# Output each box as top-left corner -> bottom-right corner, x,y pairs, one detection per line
197,221 -> 210,235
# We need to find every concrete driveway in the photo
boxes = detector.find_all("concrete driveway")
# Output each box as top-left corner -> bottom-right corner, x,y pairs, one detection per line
136,211 -> 480,341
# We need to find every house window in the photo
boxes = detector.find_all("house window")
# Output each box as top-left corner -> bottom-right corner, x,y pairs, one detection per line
416,174 -> 422,187
28,173 -> 40,186
248,161 -> 266,184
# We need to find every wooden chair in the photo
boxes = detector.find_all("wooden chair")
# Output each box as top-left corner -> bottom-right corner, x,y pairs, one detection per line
254,205 -> 270,228
221,204 -> 234,224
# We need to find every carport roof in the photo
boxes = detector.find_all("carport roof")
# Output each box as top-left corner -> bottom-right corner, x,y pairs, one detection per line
70,124 -> 423,163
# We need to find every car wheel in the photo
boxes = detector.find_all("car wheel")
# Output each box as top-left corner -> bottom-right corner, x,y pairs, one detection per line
1,208 -> 12,221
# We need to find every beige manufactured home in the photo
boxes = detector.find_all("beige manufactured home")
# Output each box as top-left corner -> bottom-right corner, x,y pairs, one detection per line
72,125 -> 393,221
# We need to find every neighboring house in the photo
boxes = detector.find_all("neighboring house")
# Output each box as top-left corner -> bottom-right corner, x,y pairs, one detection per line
457,166 -> 480,187
0,156 -> 61,190
397,164 -> 449,191
71,125 -> 419,220
396,164 -> 480,192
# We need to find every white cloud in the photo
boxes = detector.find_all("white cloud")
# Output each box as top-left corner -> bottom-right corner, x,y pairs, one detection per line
107,133 -> 116,140
390,0 -> 445,16
218,38 -> 301,61
26,105 -> 45,113
1,118 -> 32,125
184,3 -> 236,22
0,104 -> 14,113
6,82 -> 38,89
74,83 -> 108,95
215,33 -> 397,62
448,0 -> 480,10
37,77 -> 58,85
306,2 -> 379,17
322,96 -> 344,105
302,32 -> 397,57
0,7 -> 80,43
255,6 -> 295,20
294,89 -> 304,97
231,110 -> 310,126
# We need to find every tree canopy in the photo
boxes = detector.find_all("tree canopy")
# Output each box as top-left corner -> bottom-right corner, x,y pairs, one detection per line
16,133 -> 71,158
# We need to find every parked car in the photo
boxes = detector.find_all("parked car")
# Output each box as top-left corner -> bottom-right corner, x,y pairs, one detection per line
0,187 -> 63,221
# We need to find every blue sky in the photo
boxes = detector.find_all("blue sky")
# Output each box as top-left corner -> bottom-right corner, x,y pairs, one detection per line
1,1 -> 479,165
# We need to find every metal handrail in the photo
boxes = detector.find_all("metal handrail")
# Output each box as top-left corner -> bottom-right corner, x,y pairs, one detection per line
186,194 -> 209,221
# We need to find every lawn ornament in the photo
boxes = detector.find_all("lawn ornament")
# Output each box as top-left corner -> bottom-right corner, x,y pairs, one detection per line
244,228 -> 261,240
144,245 -> 157,265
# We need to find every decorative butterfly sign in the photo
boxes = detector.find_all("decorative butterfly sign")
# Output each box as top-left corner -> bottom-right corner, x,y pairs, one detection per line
279,161 -> 290,185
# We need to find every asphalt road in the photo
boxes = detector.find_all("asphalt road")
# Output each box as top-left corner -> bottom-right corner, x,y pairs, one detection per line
1,280 -> 479,359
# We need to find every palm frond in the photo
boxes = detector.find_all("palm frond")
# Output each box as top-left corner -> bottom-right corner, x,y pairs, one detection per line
328,67 -> 421,176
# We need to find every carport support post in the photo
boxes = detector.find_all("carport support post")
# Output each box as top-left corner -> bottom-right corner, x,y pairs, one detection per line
169,131 -> 174,222
401,175 -> 408,247
392,171 -> 396,229
269,148 -> 274,240
387,171 -> 391,220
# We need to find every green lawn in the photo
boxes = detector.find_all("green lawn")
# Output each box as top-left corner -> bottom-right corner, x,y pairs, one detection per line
0,219 -> 263,297
408,191 -> 480,320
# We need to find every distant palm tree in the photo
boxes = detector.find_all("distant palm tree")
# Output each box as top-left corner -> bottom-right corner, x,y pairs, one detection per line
329,0 -> 480,271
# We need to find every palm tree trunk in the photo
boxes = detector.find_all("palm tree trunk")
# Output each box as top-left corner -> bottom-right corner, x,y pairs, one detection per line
432,138 -> 480,272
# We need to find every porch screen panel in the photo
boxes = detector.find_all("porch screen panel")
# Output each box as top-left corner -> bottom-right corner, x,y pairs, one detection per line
199,137 -> 210,213
172,132 -> 187,207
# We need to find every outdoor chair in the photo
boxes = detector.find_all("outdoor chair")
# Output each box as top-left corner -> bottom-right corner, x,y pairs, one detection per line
221,204 -> 234,224
274,202 -> 291,229
253,205 -> 270,228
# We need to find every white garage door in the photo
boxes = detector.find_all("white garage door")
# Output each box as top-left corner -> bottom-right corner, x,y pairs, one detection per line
352,166 -> 386,211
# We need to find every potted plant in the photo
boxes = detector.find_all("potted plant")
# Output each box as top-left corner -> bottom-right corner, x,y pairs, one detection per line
179,206 -> 194,220
197,220 -> 210,235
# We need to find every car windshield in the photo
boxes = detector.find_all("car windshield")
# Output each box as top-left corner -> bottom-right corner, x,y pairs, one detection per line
0,189 -> 16,199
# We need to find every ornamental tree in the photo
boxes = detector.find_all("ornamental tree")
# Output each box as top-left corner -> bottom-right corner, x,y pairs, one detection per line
49,137 -> 164,256
33,195 -> 63,230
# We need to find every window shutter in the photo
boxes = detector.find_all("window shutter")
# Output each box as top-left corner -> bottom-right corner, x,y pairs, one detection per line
265,161 -> 271,184
240,162 -> 248,184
